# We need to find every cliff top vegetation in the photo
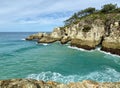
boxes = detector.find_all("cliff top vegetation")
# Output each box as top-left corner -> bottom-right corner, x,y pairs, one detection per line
64,4 -> 120,27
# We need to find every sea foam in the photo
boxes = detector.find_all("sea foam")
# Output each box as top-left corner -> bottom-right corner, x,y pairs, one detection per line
26,67 -> 120,83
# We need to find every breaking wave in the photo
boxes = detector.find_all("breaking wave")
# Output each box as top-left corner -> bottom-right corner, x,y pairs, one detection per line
21,38 -> 25,41
42,43 -> 49,46
26,67 -> 120,83
68,46 -> 120,58
68,46 -> 94,52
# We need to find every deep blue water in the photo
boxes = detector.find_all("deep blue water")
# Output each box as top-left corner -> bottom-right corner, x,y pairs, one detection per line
0,32 -> 120,83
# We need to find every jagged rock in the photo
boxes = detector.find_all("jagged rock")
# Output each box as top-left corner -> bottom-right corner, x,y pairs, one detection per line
0,79 -> 120,88
64,25 -> 78,39
50,27 -> 63,40
61,36 -> 71,44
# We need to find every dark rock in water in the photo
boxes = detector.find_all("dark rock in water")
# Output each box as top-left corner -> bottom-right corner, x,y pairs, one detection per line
70,39 -> 95,50
0,79 -> 120,88
101,46 -> 120,55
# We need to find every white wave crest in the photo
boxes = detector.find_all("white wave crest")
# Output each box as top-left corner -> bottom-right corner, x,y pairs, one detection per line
26,67 -> 120,83
68,46 -> 94,52
21,38 -> 25,41
37,43 -> 49,46
42,43 -> 49,46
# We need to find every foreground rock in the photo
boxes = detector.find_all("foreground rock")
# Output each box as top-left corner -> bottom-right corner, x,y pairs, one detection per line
0,79 -> 120,88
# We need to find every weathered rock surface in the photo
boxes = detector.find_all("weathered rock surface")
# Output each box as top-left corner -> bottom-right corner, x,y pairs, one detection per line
71,39 -> 96,50
0,79 -> 120,88
61,36 -> 71,44
50,27 -> 63,40
69,19 -> 105,49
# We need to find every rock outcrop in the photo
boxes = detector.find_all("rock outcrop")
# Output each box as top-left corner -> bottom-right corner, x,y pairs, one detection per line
26,14 -> 120,55
0,79 -> 120,88
26,33 -> 43,40
69,19 -> 105,50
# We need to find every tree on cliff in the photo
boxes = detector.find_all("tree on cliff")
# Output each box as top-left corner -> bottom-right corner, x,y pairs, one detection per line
64,4 -> 119,26
101,4 -> 117,13
77,7 -> 96,17
64,13 -> 78,25
64,7 -> 96,25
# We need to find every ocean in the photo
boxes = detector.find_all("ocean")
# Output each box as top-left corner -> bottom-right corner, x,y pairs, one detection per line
0,32 -> 120,83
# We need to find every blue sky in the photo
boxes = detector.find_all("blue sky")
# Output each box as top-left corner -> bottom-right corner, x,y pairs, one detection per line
0,0 -> 119,32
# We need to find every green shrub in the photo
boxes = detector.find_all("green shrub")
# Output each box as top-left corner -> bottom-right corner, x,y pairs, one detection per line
101,4 -> 117,13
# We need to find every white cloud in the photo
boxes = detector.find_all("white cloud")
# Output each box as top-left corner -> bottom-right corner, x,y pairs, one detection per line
0,0 -> 119,28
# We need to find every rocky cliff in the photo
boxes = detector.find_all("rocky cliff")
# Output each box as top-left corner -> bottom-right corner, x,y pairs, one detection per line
26,13 -> 120,55
0,79 -> 120,88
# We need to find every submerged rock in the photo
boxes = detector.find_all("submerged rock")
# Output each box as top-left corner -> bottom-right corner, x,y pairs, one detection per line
0,79 -> 120,88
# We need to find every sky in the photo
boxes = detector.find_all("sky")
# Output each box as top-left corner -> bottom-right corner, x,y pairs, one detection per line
0,0 -> 119,32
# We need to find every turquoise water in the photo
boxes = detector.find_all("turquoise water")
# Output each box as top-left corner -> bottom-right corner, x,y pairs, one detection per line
0,32 -> 120,83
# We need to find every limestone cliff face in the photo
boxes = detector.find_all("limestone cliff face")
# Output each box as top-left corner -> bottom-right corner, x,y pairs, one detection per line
101,21 -> 120,55
26,14 -> 120,55
67,20 -> 105,49
1,79 -> 120,88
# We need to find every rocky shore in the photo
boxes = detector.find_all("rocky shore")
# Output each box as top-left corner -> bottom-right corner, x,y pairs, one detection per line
26,18 -> 120,55
0,79 -> 120,88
